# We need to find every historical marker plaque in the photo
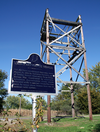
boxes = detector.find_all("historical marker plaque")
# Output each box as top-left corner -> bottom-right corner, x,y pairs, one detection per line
8,54 -> 57,95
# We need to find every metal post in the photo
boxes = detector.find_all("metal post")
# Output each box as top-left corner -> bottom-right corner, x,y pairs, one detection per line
79,15 -> 92,120
68,37 -> 75,118
32,95 -> 37,132
46,8 -> 51,123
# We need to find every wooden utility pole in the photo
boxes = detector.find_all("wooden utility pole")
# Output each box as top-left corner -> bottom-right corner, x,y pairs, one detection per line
46,8 -> 51,123
68,37 -> 75,118
70,68 -> 75,118
19,94 -> 21,116
79,15 -> 92,120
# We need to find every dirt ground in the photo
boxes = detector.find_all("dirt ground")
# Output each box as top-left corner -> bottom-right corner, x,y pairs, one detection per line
0,109 -> 67,118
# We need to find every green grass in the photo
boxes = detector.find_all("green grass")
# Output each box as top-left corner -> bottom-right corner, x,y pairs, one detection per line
22,116 -> 100,132
0,116 -> 100,131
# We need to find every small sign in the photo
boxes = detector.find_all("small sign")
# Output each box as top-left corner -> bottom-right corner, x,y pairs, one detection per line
8,54 -> 57,95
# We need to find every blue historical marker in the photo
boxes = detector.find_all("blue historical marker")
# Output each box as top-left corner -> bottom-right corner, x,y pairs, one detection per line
8,54 -> 57,95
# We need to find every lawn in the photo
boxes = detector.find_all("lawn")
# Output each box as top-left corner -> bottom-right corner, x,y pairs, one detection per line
23,116 -> 100,132
0,116 -> 100,132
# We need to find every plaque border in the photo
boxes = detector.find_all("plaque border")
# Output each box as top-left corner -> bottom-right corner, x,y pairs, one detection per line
8,53 -> 58,95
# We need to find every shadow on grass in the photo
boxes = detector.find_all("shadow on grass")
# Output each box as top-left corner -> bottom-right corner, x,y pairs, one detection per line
86,124 -> 100,132
52,116 -> 85,122
92,124 -> 100,132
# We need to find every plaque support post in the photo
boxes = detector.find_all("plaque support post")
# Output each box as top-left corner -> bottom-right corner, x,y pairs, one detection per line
32,95 -> 37,132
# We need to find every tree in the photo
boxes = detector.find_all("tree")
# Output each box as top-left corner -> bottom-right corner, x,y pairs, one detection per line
4,95 -> 32,109
51,62 -> 100,115
76,62 -> 100,114
89,62 -> 100,90
0,70 -> 8,113
51,84 -> 72,115
76,88 -> 100,114
83,62 -> 100,90
51,83 -> 84,115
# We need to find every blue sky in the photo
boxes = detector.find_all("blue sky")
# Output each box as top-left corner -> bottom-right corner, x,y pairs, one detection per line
0,0 -> 100,101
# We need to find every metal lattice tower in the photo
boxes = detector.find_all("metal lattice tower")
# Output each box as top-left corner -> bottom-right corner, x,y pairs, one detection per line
40,9 -> 92,121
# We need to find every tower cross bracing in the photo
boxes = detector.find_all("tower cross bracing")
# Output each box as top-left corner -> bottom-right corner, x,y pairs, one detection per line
40,9 -> 92,120
40,11 -> 89,86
